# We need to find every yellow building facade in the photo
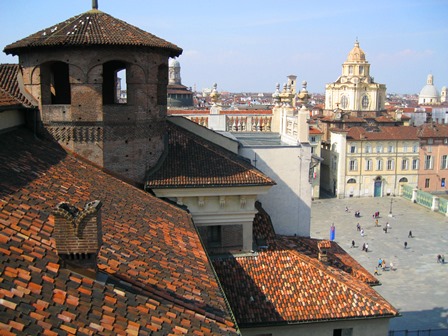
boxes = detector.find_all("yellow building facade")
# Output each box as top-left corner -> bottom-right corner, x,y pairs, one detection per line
330,127 -> 419,198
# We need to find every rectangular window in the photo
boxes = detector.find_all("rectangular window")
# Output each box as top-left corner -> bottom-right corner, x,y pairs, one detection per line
402,159 -> 408,170
349,160 -> 357,171
388,145 -> 394,153
208,226 -> 221,246
333,328 -> 353,336
387,159 -> 394,170
442,155 -> 448,169
425,178 -> 430,188
377,159 -> 383,171
310,136 -> 316,143
413,144 -> 418,153
442,178 -> 446,187
403,144 -> 408,153
366,160 -> 372,171
376,145 -> 383,153
365,145 -> 372,153
425,155 -> 433,170
412,159 -> 419,170
350,145 -> 356,153
428,138 -> 434,145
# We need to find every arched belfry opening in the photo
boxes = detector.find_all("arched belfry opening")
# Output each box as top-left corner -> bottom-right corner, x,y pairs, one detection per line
41,61 -> 71,105
102,61 -> 127,105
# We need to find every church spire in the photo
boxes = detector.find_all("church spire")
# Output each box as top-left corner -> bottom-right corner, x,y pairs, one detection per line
92,0 -> 98,10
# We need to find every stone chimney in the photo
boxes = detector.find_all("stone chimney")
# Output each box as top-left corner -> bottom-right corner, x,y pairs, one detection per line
317,240 -> 331,263
52,200 -> 102,271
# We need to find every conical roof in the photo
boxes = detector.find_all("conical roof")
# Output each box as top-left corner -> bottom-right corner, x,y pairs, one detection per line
4,9 -> 182,57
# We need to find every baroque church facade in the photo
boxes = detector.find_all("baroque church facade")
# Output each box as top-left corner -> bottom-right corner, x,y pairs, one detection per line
324,40 -> 386,118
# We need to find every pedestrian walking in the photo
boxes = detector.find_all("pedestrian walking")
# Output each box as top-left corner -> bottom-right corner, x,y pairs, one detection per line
408,230 -> 413,238
362,243 -> 366,251
356,223 -> 361,231
361,229 -> 364,237
437,254 -> 442,263
365,243 -> 369,252
351,240 -> 355,248
378,258 -> 382,267
404,241 -> 408,249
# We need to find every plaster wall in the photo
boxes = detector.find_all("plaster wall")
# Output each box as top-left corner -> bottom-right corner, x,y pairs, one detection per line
239,146 -> 311,237
241,317 -> 391,336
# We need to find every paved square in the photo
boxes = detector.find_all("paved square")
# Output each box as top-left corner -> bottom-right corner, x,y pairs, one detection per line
311,196 -> 448,332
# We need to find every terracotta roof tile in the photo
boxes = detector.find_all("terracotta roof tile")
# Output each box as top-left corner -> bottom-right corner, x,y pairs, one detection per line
0,64 -> 37,108
346,126 -> 419,141
4,10 -> 182,58
212,205 -> 398,327
417,123 -> 448,138
147,122 -> 275,188
0,128 -> 238,335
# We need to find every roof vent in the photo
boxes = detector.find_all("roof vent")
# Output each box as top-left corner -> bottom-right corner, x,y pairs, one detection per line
52,200 -> 102,273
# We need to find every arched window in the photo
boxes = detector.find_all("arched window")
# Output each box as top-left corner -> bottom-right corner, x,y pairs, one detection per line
341,95 -> 349,109
41,61 -> 71,105
399,177 -> 408,183
103,61 -> 127,105
347,178 -> 357,183
362,95 -> 369,109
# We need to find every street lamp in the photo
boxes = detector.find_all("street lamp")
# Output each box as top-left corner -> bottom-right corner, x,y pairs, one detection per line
388,198 -> 393,217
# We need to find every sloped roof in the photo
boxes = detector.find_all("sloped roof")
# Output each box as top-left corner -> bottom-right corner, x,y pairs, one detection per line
0,128 -> 238,335
346,126 -> 419,141
146,122 -> 276,188
417,123 -> 448,138
213,206 -> 398,328
0,64 -> 37,108
3,9 -> 182,58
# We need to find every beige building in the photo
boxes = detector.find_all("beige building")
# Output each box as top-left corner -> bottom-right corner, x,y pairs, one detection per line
329,126 -> 419,198
325,40 -> 386,118
417,123 -> 448,192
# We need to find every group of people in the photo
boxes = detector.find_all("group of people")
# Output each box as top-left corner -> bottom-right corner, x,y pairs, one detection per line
437,254 -> 445,263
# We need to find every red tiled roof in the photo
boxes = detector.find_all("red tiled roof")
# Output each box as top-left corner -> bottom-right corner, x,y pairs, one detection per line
309,126 -> 323,135
346,126 -> 419,141
212,207 -> 398,327
0,128 -> 238,335
146,122 -> 276,188
417,123 -> 448,138
0,64 -> 37,108
3,10 -> 182,58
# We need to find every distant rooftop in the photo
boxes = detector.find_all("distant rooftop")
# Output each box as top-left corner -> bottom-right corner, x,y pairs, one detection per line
227,132 -> 300,147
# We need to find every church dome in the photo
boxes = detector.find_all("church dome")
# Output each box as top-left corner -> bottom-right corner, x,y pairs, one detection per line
419,74 -> 439,101
169,58 -> 180,68
347,41 -> 366,62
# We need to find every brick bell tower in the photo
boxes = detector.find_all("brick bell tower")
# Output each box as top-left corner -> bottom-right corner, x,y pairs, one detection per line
3,1 -> 182,185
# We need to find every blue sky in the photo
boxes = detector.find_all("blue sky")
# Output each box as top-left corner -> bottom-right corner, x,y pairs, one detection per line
1,0 -> 447,94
